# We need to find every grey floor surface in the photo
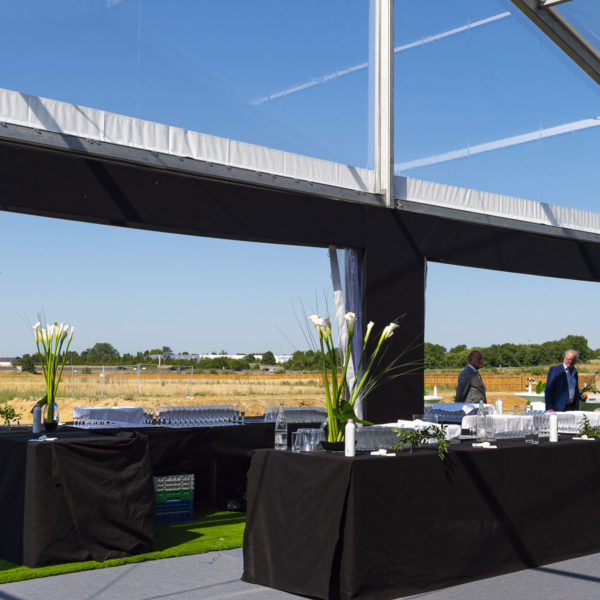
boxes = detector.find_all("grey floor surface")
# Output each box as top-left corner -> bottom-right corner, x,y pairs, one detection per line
1,548 -> 599,600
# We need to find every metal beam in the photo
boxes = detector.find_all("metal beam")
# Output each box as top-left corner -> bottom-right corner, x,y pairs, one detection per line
510,0 -> 600,87
374,0 -> 394,207
538,1 -> 574,8
0,122 -> 383,209
396,198 -> 600,246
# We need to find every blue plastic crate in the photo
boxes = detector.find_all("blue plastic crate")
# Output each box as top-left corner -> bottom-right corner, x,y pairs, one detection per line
156,499 -> 193,523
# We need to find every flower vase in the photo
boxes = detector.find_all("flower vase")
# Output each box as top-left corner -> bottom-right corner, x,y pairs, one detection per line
320,440 -> 345,452
320,417 -> 345,451
43,402 -> 59,432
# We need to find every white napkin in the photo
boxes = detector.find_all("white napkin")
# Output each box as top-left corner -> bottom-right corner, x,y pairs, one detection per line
472,441 -> 497,449
28,435 -> 57,442
370,449 -> 396,456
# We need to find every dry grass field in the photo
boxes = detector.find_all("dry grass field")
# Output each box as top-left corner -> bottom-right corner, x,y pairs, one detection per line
0,369 -> 562,425
0,371 -> 328,424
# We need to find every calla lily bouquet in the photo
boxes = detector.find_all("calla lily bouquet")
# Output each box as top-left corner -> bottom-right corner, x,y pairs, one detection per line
309,312 -> 417,442
33,321 -> 74,423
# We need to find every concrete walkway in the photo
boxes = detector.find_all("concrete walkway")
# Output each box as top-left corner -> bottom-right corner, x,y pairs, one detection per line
1,548 -> 599,600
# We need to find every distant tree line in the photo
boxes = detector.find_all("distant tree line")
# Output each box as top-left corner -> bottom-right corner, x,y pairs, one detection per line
16,334 -> 597,374
425,335 -> 596,370
17,344 -> 278,373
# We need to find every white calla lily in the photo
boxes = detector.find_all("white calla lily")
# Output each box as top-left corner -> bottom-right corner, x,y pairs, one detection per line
309,314 -> 330,338
31,317 -> 74,425
344,312 -> 356,336
309,309 -> 416,444
381,322 -> 398,341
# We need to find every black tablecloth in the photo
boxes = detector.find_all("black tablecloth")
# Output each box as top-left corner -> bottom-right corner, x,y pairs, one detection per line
242,438 -> 600,600
0,430 -> 154,567
136,423 -> 277,505
95,422 -> 314,504
0,422 -> 313,567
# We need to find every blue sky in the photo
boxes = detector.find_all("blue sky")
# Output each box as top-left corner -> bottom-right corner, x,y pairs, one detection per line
1,0 -> 600,356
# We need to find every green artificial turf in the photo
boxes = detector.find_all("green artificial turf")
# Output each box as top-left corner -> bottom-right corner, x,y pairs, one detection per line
0,505 -> 245,585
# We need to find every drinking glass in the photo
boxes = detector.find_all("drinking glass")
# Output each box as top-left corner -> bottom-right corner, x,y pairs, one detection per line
469,419 -> 477,438
485,415 -> 496,442
238,409 -> 246,424
296,429 -> 313,452
531,412 -> 541,444
292,432 -> 301,453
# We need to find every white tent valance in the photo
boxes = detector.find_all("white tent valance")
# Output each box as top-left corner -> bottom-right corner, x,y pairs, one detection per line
0,87 -> 376,201
1,87 -> 600,241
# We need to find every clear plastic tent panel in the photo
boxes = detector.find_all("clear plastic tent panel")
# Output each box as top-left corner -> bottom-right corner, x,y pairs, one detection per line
557,0 -> 600,55
394,0 -> 600,212
0,0 -> 371,169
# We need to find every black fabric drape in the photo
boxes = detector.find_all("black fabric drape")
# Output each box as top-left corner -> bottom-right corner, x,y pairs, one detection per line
1,430 -> 154,567
243,450 -> 354,600
23,431 -> 155,567
243,439 -> 600,600
0,433 -> 29,563
0,422 -> 313,567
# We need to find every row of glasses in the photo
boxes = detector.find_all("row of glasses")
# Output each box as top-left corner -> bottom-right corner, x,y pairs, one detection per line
73,417 -> 118,428
153,405 -> 245,427
263,405 -> 328,423
263,406 -> 279,421
275,407 -> 328,423
558,412 -> 583,434
356,426 -> 398,452
492,416 -> 524,439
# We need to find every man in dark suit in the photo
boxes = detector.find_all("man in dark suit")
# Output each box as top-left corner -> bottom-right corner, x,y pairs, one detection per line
455,350 -> 487,404
545,349 -> 588,412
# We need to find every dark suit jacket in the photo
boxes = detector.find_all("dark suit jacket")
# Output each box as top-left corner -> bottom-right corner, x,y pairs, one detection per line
544,364 -> 582,412
455,366 -> 487,404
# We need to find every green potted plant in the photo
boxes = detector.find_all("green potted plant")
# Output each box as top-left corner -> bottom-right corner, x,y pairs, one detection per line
0,405 -> 22,429
394,424 -> 449,461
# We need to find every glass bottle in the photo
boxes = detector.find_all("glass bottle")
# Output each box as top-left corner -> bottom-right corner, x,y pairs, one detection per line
274,403 -> 287,450
475,400 -> 487,442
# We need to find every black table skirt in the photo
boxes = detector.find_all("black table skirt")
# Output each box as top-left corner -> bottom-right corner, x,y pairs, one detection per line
242,438 -> 600,600
0,422 -> 300,566
0,430 -> 155,567
96,422 -> 315,504
0,422 -> 314,567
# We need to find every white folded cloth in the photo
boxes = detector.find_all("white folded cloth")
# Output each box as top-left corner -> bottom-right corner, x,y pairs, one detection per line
429,402 -> 476,413
472,442 -> 497,449
462,414 -> 525,434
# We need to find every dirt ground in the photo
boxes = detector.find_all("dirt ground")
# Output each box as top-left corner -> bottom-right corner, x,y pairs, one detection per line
3,391 -> 534,425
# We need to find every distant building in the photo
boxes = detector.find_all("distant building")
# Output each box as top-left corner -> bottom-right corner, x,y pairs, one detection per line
148,353 -> 293,364
196,354 -> 293,364
274,354 -> 293,364
0,357 -> 19,369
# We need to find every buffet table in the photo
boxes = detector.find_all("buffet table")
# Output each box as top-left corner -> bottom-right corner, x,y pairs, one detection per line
242,438 -> 600,599
0,422 -> 297,567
